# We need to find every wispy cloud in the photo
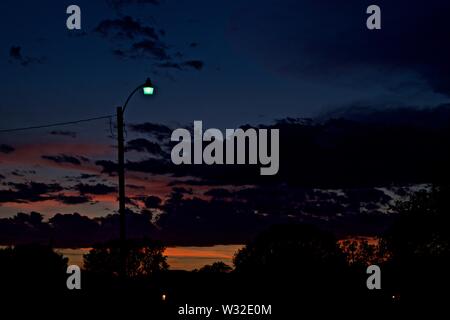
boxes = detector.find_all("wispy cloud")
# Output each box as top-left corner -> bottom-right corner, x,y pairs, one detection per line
9,46 -> 45,66
94,15 -> 204,71
95,16 -> 159,40
41,154 -> 89,166
0,144 -> 15,154
106,0 -> 160,11
49,130 -> 77,138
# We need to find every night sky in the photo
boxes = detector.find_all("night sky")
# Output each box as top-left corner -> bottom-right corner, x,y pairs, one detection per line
1,0 -> 450,246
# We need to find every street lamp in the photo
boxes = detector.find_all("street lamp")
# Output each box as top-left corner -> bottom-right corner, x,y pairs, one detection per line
116,78 -> 155,279
143,78 -> 154,95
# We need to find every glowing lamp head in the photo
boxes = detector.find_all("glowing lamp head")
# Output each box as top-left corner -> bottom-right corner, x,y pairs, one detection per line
143,78 -> 154,95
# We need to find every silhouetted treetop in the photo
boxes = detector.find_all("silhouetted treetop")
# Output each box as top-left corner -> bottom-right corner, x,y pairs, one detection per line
233,224 -> 346,274
83,238 -> 168,278
383,185 -> 450,262
197,261 -> 232,273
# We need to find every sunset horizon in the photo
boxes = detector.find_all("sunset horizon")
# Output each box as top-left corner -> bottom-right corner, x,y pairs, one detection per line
1,0 -> 450,316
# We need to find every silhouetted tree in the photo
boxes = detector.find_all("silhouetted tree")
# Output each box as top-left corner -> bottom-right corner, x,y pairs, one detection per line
234,224 -> 346,274
340,239 -> 387,267
381,185 -> 450,303
383,185 -> 450,261
232,224 -> 353,307
84,239 -> 168,278
0,244 -> 68,291
198,261 -> 232,273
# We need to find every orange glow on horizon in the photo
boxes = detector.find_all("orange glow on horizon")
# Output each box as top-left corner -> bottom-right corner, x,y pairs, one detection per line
165,245 -> 243,259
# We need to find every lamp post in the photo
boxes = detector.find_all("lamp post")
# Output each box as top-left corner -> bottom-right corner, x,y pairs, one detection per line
117,78 -> 154,279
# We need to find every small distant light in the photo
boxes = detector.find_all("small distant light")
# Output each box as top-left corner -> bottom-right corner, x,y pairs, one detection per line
162,294 -> 167,301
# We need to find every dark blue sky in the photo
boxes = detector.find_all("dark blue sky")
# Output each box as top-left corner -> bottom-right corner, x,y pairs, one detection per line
1,0 -> 448,135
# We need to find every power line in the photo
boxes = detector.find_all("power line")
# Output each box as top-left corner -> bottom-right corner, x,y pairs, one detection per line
0,115 -> 114,133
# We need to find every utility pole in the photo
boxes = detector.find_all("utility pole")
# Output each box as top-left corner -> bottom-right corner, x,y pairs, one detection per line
115,79 -> 155,280
117,106 -> 126,279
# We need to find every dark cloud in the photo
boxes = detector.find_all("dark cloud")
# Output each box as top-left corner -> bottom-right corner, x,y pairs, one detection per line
95,16 -> 159,40
157,190 -> 291,245
11,170 -> 36,177
106,0 -> 160,10
41,154 -> 84,165
64,174 -> 99,182
156,184 -> 398,245
157,59 -> 204,71
9,46 -> 21,59
126,184 -> 145,190
168,179 -> 216,187
172,187 -> 193,195
76,183 -> 117,195
320,103 -> 450,129
143,195 -> 161,208
112,41 -> 170,61
0,182 -> 63,203
344,188 -> 391,205
49,213 -> 101,247
66,30 -> 88,38
125,196 -> 139,206
0,212 -> 50,246
3,107 -> 447,246
112,49 -> 127,57
95,16 -> 171,63
125,158 -> 175,175
9,46 -> 45,66
95,160 -> 118,175
0,211 -> 160,247
95,15 -> 204,71
55,194 -> 92,205
156,61 -> 183,70
204,188 -> 232,198
0,181 -> 402,247
97,104 -> 450,188
126,138 -> 166,156
0,144 -> 14,154
79,174 -> 99,179
48,130 -> 77,138
182,60 -> 204,70
11,170 -> 24,177
128,122 -> 172,138
130,40 -> 169,60
229,0 -> 450,96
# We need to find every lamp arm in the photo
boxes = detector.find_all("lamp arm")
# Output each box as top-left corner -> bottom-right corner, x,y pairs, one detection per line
122,84 -> 144,113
